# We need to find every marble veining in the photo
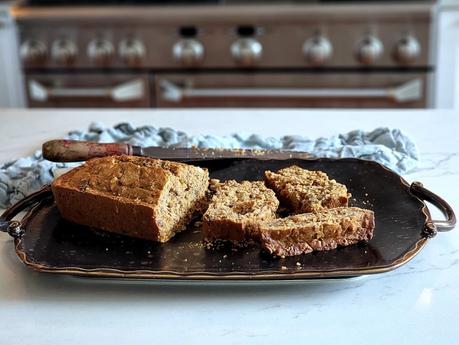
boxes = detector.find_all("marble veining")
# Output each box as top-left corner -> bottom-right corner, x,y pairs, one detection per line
411,152 -> 459,177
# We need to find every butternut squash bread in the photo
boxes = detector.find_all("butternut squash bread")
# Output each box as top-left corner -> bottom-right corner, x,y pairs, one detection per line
203,180 -> 279,245
258,207 -> 375,256
52,155 -> 209,242
264,165 -> 350,213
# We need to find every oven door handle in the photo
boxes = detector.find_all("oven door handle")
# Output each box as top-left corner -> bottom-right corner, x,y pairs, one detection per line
160,78 -> 422,103
28,78 -> 145,102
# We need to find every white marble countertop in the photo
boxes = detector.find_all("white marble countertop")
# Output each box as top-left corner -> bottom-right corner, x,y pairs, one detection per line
0,109 -> 458,345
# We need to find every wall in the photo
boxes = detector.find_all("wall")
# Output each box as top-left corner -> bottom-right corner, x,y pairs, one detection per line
0,5 -> 24,108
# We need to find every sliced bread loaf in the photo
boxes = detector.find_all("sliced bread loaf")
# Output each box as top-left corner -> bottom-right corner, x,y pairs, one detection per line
203,180 -> 279,245
265,165 -> 350,213
52,155 -> 209,242
258,207 -> 375,256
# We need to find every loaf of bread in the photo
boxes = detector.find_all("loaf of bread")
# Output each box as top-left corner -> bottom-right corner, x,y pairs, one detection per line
52,155 -> 209,242
258,207 -> 375,257
203,180 -> 279,245
265,165 -> 350,214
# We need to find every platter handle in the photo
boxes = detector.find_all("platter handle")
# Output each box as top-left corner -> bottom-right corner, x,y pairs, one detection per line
410,181 -> 456,235
0,186 -> 53,239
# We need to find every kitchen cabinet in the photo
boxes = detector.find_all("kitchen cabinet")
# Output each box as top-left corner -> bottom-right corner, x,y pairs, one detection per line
0,4 -> 24,108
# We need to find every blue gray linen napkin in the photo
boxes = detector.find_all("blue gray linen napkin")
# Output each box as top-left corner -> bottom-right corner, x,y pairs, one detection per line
0,122 -> 418,208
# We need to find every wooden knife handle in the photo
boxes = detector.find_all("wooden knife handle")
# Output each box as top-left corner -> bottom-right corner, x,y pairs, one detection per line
42,140 -> 141,162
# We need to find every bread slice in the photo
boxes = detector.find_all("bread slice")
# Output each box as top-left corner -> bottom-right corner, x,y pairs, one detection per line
258,207 -> 374,257
203,180 -> 279,245
52,155 -> 209,242
264,165 -> 350,214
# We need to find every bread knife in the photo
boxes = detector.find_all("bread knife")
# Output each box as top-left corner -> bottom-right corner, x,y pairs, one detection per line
42,139 -> 313,162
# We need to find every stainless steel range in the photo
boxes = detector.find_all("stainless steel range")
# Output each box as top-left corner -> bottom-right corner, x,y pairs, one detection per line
14,0 -> 435,108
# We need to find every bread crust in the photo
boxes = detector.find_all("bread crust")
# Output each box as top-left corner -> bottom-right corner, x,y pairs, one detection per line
202,219 -> 256,245
52,185 -> 163,240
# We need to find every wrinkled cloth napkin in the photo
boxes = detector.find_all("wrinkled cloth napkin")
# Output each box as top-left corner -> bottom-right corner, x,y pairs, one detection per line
0,122 -> 418,208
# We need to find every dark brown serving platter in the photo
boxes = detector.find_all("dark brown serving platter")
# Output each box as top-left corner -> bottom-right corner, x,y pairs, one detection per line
0,158 -> 456,281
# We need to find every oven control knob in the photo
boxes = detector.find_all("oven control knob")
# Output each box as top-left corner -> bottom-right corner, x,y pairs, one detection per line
231,38 -> 262,66
87,39 -> 114,65
356,36 -> 383,65
393,35 -> 420,64
119,38 -> 145,66
303,36 -> 333,65
51,38 -> 77,65
173,39 -> 204,66
20,39 -> 47,64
